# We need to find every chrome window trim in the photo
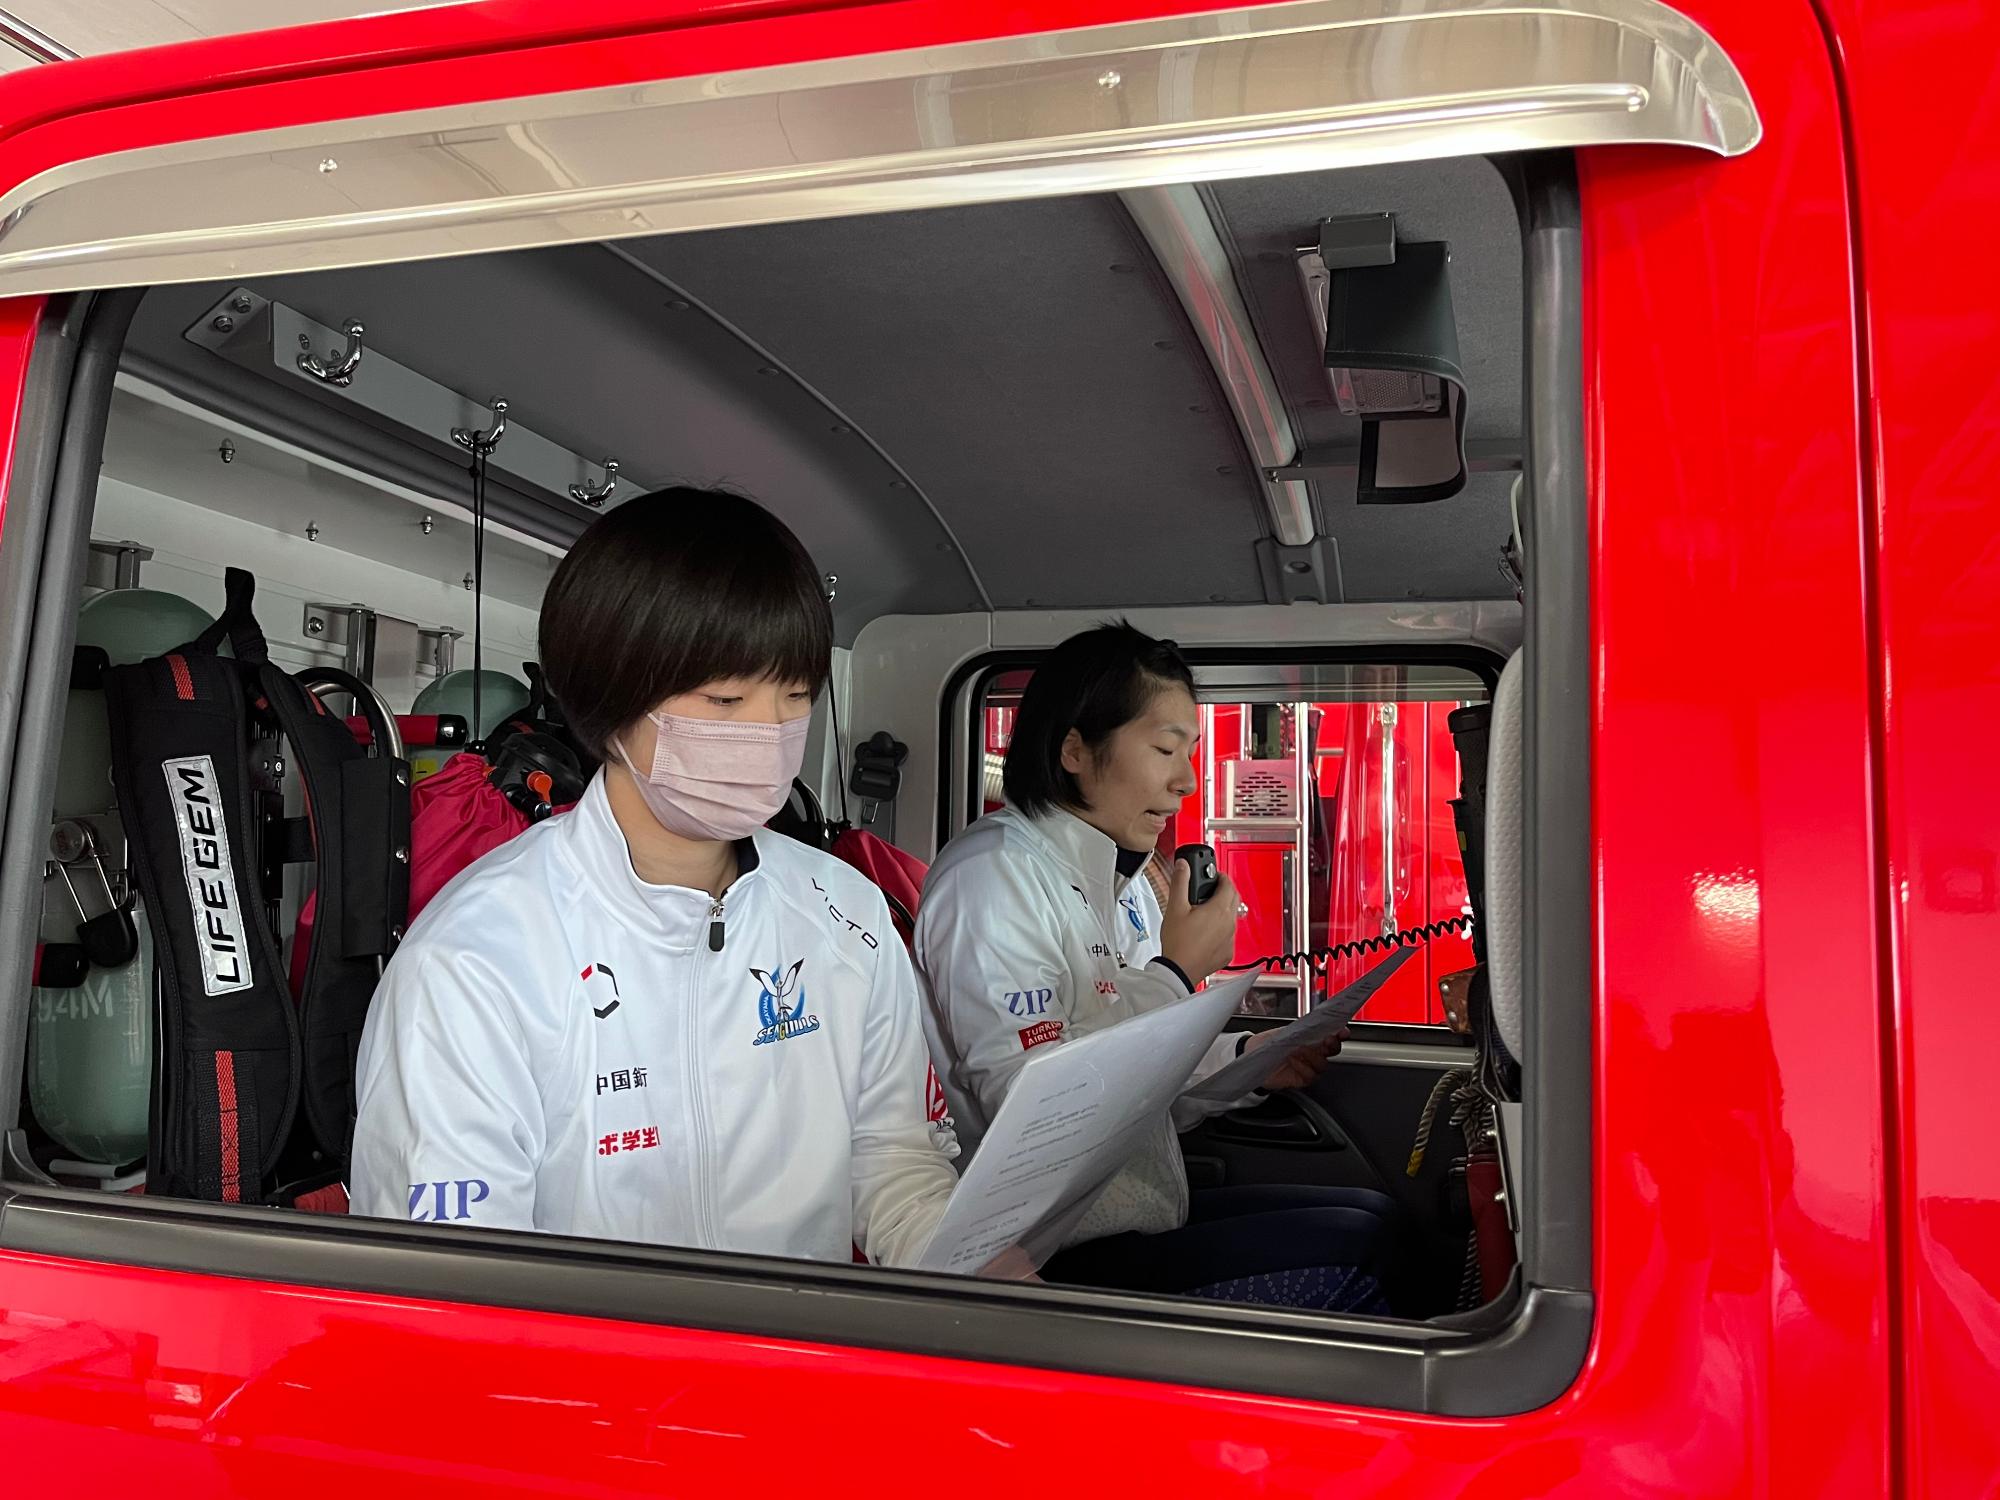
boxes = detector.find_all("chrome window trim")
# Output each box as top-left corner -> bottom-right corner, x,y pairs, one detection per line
0,0 -> 1755,297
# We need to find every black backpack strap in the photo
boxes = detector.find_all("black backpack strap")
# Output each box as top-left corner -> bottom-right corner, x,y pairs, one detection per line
493,660 -> 595,773
104,645 -> 299,1203
258,665 -> 411,1167
187,567 -> 270,665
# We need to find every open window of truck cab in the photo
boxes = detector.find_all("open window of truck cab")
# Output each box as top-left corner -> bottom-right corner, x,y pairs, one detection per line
0,0 -> 1992,1495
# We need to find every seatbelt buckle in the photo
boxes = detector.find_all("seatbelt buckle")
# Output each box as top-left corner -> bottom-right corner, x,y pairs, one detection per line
848,731 -> 907,825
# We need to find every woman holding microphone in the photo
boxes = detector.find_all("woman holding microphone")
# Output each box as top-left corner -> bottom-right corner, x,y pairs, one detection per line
916,623 -> 1397,1311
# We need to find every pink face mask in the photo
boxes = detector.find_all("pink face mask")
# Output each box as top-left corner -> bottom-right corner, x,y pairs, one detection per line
615,709 -> 811,842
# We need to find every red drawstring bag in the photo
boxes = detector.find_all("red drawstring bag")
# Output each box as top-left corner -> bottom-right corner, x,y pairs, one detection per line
405,752 -> 573,921
830,827 -> 925,946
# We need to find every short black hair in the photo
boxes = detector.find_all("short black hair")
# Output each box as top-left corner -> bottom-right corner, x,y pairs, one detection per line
539,487 -> 832,759
1002,622 -> 1196,817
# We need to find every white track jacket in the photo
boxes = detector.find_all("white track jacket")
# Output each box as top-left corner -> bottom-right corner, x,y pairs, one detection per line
351,771 -> 956,1267
915,804 -> 1251,1245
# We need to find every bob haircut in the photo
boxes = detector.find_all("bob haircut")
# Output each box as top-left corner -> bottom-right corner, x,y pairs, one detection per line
1003,622 -> 1196,817
539,487 -> 833,758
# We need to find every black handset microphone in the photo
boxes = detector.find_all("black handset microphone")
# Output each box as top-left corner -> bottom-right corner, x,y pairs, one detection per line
1175,843 -> 1220,906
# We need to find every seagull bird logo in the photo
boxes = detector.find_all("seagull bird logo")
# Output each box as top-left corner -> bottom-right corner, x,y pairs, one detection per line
751,959 -> 807,1032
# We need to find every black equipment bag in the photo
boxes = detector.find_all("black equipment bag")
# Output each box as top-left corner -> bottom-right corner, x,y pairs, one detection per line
263,661 -> 411,1169
104,569 -> 409,1201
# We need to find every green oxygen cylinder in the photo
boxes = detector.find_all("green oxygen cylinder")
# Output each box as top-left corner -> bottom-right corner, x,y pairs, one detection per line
410,669 -> 530,780
35,587 -> 214,1169
55,587 -> 217,819
29,903 -> 153,1168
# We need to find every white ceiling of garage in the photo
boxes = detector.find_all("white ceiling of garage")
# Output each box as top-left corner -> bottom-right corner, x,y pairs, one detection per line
0,1 -> 461,65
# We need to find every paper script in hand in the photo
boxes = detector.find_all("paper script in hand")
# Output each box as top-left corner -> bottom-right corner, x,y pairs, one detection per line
1177,946 -> 1418,1106
917,970 -> 1259,1274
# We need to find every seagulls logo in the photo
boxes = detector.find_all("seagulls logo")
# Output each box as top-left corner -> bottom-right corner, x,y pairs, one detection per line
750,959 -> 821,1046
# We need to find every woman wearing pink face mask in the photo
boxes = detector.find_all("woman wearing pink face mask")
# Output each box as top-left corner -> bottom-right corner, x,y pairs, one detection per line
349,490 -> 960,1269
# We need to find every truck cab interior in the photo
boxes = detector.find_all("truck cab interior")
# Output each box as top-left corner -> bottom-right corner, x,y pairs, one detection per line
12,149 -> 1537,1315
0,0 -> 1655,1396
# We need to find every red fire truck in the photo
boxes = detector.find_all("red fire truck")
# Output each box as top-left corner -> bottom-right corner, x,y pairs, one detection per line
0,1 -> 1992,1496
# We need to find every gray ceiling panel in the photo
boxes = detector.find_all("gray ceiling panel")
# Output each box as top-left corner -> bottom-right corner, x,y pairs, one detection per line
621,198 -> 1274,610
119,158 -> 1524,620
1328,470 -> 1518,603
126,247 -> 989,636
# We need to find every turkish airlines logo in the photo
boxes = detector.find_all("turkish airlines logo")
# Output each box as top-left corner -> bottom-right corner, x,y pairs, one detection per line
581,962 -> 620,1018
1018,1020 -> 1064,1051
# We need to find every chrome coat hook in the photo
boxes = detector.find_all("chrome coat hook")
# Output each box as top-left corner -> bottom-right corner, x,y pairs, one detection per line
298,320 -> 365,386
452,397 -> 509,456
569,456 -> 620,507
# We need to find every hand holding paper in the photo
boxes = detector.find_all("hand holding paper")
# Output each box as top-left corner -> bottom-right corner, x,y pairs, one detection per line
917,971 -> 1259,1274
1177,947 -> 1417,1106
1241,1024 -> 1350,1089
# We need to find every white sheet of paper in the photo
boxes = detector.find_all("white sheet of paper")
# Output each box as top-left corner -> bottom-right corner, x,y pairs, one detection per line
917,970 -> 1259,1274
1176,947 -> 1418,1106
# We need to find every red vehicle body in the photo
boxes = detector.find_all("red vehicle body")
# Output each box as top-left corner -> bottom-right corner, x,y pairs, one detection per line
0,1 -> 1994,1496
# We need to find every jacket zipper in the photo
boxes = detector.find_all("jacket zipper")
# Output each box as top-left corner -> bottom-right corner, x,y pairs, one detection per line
686,893 -> 724,1245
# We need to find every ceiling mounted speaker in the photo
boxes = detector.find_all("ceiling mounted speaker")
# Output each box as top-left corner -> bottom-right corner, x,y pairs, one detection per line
1318,215 -> 1468,505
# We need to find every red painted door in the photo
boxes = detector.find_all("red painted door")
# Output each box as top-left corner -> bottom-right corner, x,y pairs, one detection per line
0,0 -> 1912,1493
